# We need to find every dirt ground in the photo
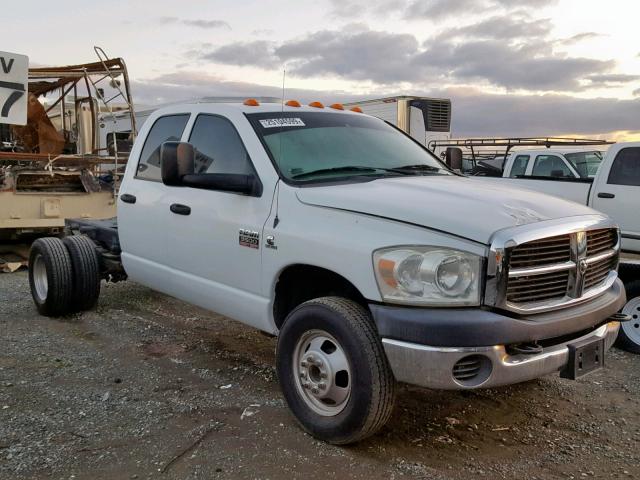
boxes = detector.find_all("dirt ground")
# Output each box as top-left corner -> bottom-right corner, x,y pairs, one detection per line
0,271 -> 639,480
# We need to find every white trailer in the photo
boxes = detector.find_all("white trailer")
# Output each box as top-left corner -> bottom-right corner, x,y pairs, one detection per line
343,96 -> 451,154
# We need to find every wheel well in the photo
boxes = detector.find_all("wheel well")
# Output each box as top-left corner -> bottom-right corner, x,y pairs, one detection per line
273,265 -> 368,330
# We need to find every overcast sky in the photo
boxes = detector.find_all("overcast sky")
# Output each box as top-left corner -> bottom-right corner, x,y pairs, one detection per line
4,0 -> 640,139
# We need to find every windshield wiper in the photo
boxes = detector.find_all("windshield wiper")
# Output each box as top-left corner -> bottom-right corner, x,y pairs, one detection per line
291,166 -> 410,180
388,164 -> 445,174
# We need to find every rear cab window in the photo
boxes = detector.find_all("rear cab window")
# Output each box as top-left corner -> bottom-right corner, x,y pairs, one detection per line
564,151 -> 603,178
532,155 -> 573,178
608,147 -> 640,186
136,114 -> 190,181
509,155 -> 529,177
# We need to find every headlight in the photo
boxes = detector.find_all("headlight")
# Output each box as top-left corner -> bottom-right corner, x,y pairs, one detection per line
373,247 -> 482,306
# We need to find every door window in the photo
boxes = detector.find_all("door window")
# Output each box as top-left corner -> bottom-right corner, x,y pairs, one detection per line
607,147 -> 640,186
136,114 -> 190,181
532,155 -> 572,178
509,155 -> 529,177
188,115 -> 254,175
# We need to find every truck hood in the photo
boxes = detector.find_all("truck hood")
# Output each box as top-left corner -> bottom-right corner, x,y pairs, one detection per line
295,176 -> 599,244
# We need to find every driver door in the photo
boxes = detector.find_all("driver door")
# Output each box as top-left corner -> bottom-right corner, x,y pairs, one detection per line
163,113 -> 274,329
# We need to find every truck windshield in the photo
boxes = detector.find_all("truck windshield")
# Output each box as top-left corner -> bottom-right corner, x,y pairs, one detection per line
564,151 -> 603,178
246,112 -> 450,183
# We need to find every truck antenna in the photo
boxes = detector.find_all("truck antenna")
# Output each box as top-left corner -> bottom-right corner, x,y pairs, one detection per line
273,68 -> 286,229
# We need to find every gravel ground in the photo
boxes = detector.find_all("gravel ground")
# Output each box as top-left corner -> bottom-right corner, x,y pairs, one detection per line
0,271 -> 639,480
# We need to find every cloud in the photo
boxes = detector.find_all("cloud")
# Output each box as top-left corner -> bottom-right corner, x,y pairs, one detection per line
587,74 -> 640,84
131,71 -> 359,107
202,41 -> 280,69
448,88 -> 640,137
200,26 -> 615,91
158,16 -> 230,29
557,32 -> 605,46
417,40 -> 614,91
130,71 -> 640,139
330,0 -> 558,20
327,0 -> 403,17
440,14 -> 553,41
405,0 -> 485,20
275,30 -> 421,83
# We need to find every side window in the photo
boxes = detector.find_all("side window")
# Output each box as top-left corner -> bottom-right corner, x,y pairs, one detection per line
188,115 -> 254,176
509,155 -> 529,177
136,114 -> 190,181
532,155 -> 572,178
608,147 -> 640,186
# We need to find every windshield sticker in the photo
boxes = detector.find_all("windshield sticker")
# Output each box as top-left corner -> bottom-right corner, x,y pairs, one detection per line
259,118 -> 305,129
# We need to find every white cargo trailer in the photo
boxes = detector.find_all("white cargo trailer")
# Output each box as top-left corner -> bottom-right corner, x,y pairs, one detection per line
343,96 -> 451,153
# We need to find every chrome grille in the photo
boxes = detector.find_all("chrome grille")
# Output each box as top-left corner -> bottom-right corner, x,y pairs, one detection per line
587,229 -> 617,256
503,227 -> 619,311
584,229 -> 618,290
509,234 -> 571,269
584,256 -> 617,290
507,270 -> 570,303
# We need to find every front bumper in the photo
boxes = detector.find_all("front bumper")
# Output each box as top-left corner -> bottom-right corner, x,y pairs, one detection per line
382,321 -> 620,390
373,278 -> 626,390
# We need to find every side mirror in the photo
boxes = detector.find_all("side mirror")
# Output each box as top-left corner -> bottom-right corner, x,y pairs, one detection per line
182,173 -> 260,195
550,169 -> 565,178
445,147 -> 463,170
161,141 -> 195,186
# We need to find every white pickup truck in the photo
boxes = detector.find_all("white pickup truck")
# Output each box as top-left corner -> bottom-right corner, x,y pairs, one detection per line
490,145 -> 640,352
27,100 -> 629,444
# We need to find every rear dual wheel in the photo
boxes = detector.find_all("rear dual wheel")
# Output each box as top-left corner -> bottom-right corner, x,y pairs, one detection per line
28,236 -> 101,317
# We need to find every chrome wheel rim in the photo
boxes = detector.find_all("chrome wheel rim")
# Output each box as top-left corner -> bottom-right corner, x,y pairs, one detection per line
621,296 -> 640,346
32,254 -> 48,302
293,330 -> 351,416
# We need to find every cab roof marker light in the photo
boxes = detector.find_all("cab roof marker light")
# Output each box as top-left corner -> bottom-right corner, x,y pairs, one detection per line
243,98 -> 260,106
285,100 -> 302,107
309,101 -> 325,108
350,106 -> 363,113
330,103 -> 344,110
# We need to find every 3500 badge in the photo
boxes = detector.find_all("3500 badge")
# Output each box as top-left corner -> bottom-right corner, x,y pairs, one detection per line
239,229 -> 260,249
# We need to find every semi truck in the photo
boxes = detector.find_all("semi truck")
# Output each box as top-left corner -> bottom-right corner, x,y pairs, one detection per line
28,99 -> 630,444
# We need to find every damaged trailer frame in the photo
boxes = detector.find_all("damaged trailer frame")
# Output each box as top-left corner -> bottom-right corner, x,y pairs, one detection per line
0,48 -> 137,241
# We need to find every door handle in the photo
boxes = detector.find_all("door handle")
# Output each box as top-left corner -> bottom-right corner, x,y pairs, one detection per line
170,203 -> 191,216
120,193 -> 136,204
597,192 -> 615,199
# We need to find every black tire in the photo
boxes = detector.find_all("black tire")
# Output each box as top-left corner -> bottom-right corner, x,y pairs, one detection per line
276,297 -> 396,444
63,235 -> 101,312
615,280 -> 640,354
28,237 -> 74,317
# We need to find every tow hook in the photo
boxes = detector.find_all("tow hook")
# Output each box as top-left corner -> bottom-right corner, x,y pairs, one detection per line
508,342 -> 543,355
609,312 -> 632,323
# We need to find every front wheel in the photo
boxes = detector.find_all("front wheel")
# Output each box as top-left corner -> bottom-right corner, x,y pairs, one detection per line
616,280 -> 640,354
276,297 -> 396,444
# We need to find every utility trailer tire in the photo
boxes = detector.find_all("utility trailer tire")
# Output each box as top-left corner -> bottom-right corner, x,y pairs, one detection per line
28,237 -> 74,317
63,235 -> 101,312
276,297 -> 396,444
616,280 -> 640,354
